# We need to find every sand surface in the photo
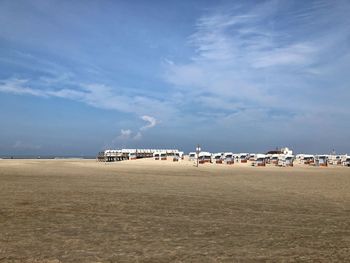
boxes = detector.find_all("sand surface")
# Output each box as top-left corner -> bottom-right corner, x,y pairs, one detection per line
0,159 -> 349,262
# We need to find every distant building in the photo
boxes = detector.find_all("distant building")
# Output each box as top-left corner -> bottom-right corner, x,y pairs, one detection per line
266,147 -> 293,155
281,147 -> 293,155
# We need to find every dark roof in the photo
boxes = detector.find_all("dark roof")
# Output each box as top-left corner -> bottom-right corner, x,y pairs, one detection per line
266,150 -> 283,154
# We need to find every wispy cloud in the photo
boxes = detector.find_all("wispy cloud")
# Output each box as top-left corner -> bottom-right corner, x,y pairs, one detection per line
133,131 -> 143,140
0,78 -> 172,118
111,115 -> 159,147
165,0 -> 350,116
117,129 -> 133,140
140,115 -> 158,130
13,140 -> 41,150
159,0 -> 350,152
0,79 -> 47,97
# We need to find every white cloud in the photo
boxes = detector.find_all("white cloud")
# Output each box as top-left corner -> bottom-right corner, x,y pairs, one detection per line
117,129 -> 132,140
133,131 -> 142,140
0,78 -> 173,119
164,0 -> 350,116
0,79 -> 47,97
251,43 -> 315,68
13,140 -> 41,150
0,77 -> 164,148
140,115 -> 158,130
111,115 -> 158,147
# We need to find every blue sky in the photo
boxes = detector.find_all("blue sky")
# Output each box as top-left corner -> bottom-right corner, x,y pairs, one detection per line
1,0 -> 350,155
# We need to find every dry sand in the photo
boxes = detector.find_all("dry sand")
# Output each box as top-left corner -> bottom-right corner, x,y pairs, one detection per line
0,159 -> 349,262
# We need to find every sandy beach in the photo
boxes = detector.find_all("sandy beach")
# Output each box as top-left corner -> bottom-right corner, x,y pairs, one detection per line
0,159 -> 349,262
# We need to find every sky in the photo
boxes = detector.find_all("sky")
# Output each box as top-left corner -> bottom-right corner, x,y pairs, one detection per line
0,0 -> 350,156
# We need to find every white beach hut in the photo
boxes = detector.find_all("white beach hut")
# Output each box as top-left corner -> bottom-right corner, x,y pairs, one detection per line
277,155 -> 294,167
198,152 -> 212,164
299,154 -> 315,165
237,153 -> 249,163
128,149 -> 137,160
160,151 -> 167,161
252,154 -> 267,167
212,153 -> 223,164
153,152 -> 160,160
341,155 -> 350,167
172,152 -> 181,162
270,154 -> 280,165
315,155 -> 328,167
178,151 -> 184,159
329,155 -> 342,165
188,152 -> 197,161
223,152 -> 234,165
249,154 -> 256,161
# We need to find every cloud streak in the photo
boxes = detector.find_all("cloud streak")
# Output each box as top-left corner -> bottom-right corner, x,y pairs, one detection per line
13,140 -> 41,150
112,115 -> 159,147
165,0 -> 350,116
0,78 -> 172,118
140,115 -> 158,130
